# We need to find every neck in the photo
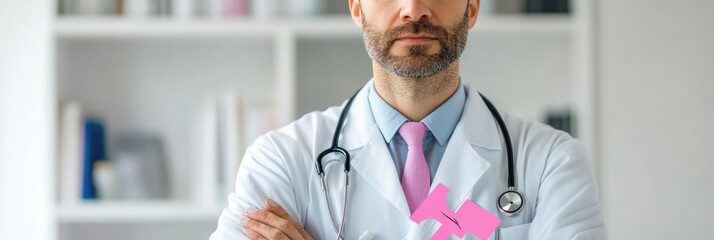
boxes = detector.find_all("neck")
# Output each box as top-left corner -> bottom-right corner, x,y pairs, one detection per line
372,60 -> 461,122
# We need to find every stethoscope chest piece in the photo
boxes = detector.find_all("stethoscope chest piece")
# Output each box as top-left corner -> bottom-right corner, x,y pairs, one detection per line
497,189 -> 524,216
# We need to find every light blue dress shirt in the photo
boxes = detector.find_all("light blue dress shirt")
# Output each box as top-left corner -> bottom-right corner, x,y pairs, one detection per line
367,81 -> 466,182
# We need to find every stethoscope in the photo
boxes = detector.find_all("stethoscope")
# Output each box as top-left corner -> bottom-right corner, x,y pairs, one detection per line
315,88 -> 524,239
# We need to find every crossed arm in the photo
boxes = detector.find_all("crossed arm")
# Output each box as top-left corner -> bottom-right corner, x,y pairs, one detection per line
239,199 -> 313,240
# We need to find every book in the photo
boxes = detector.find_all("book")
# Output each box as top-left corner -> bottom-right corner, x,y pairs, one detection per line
218,90 -> 243,199
72,0 -> 120,15
545,108 -> 576,137
123,0 -> 150,17
243,102 -> 276,148
59,0 -> 77,15
157,0 -> 171,16
250,0 -> 280,18
525,0 -> 570,13
286,0 -> 323,16
172,0 -> 196,19
58,102 -> 83,205
205,0 -> 224,18
225,0 -> 247,17
195,97 -> 220,206
81,118 -> 107,200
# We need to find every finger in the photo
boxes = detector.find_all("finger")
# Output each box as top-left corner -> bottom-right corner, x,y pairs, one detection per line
241,215 -> 289,240
246,208 -> 302,239
266,199 -> 312,240
243,228 -> 269,240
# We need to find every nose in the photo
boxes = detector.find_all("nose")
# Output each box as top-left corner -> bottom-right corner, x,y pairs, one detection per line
399,0 -> 432,22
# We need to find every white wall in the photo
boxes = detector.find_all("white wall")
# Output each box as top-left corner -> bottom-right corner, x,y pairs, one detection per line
598,0 -> 714,239
0,0 -> 56,239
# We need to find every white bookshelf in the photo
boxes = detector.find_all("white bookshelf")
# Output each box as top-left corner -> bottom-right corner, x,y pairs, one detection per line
52,2 -> 596,239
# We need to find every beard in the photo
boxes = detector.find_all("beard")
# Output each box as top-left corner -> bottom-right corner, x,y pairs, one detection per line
362,9 -> 469,79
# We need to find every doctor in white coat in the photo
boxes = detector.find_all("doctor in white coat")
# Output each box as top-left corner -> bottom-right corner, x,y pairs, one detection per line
211,0 -> 606,239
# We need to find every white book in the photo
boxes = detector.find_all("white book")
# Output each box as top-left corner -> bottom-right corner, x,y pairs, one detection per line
205,0 -> 225,18
173,0 -> 196,19
218,90 -> 243,198
58,102 -> 82,206
243,102 -> 276,148
250,0 -> 280,18
75,0 -> 100,15
124,0 -> 150,18
195,97 -> 220,207
287,0 -> 323,17
75,0 -> 118,15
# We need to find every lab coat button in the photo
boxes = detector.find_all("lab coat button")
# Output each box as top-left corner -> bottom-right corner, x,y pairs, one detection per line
358,230 -> 374,240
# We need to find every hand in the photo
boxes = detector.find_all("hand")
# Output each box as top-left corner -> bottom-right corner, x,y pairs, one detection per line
240,199 -> 313,240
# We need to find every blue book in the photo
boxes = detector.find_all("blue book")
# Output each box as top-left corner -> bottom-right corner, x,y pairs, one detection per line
526,0 -> 570,13
81,119 -> 106,200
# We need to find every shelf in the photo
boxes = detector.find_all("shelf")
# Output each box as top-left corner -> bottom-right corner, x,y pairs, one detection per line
474,14 -> 573,33
54,16 -> 360,39
54,15 -> 572,39
57,201 -> 224,223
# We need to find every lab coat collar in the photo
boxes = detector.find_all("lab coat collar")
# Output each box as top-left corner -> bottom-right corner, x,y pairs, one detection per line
340,80 -> 378,151
341,80 -> 502,151
458,83 -> 503,151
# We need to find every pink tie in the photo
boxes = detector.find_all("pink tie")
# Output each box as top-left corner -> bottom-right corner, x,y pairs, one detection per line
399,122 -> 430,214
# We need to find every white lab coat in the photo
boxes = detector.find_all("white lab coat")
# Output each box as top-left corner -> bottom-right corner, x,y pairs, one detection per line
210,81 -> 607,240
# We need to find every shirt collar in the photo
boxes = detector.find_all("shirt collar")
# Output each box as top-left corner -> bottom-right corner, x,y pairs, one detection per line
367,81 -> 466,146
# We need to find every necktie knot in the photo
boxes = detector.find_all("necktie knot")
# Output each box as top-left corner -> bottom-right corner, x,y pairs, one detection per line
399,122 -> 428,147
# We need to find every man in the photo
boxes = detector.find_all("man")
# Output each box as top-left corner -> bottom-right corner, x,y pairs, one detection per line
211,0 -> 606,239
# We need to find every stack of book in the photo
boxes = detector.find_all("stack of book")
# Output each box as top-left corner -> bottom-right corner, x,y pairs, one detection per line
58,102 -> 109,204
58,0 -> 248,18
193,90 -> 277,206
57,0 -> 328,18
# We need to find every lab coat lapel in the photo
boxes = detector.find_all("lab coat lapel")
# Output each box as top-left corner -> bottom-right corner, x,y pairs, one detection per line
430,84 -> 503,200
341,80 -> 412,218
409,84 -> 504,237
350,137 -> 412,217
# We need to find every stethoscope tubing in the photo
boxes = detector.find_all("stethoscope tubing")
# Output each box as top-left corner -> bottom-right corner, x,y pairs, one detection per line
478,93 -> 516,189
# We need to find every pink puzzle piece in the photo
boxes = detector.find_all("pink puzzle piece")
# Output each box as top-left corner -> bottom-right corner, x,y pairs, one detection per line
410,184 -> 501,240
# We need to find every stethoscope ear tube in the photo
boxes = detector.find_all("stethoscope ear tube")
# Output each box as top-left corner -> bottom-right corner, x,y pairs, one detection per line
315,147 -> 350,176
478,93 -> 516,189
315,90 -> 360,176
315,147 -> 351,176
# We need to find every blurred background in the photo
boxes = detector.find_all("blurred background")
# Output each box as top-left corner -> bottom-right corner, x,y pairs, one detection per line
1,0 -> 712,239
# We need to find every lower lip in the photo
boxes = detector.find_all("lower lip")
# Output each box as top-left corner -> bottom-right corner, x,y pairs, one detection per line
396,38 -> 436,44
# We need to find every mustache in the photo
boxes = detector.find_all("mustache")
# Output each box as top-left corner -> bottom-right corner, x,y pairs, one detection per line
384,18 -> 450,48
